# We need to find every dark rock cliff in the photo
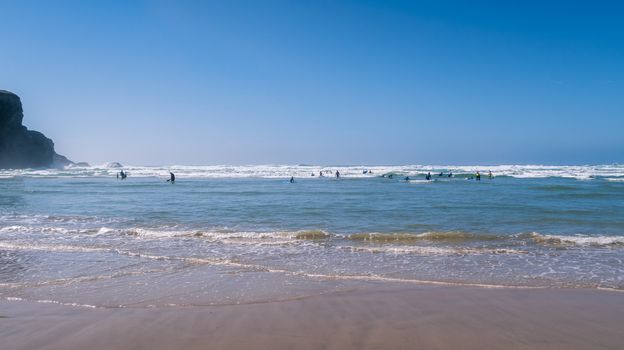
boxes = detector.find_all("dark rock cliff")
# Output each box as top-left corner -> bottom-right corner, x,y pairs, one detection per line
0,90 -> 71,169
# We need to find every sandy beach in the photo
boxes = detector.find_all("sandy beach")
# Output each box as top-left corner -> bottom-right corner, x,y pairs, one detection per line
3,0 -> 623,349
2,283 -> 623,350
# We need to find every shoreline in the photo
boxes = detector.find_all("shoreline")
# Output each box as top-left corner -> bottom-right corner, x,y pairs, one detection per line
3,283 -> 623,350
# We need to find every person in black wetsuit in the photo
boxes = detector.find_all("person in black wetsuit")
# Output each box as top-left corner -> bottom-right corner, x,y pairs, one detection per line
336,170 -> 340,178
169,172 -> 175,183
476,171 -> 481,181
290,176 -> 295,183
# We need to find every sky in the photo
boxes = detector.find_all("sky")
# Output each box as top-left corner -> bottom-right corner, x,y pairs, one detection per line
1,0 -> 623,165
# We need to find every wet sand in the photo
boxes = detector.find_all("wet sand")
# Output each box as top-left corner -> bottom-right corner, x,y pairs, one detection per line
2,284 -> 623,350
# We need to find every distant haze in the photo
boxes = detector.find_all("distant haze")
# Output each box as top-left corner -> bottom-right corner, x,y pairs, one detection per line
1,1 -> 623,165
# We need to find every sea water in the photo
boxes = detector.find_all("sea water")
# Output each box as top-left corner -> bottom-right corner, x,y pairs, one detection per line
1,165 -> 623,308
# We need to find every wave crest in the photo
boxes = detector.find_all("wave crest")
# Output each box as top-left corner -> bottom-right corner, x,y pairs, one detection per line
2,164 -> 623,180
347,231 -> 499,243
525,232 -> 624,247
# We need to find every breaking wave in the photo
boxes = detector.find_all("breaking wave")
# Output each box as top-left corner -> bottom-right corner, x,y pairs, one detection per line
1,164 -> 623,180
3,223 -> 623,251
525,232 -> 624,247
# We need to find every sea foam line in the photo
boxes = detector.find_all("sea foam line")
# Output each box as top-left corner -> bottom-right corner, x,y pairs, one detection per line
4,296 -> 100,309
2,164 -> 623,180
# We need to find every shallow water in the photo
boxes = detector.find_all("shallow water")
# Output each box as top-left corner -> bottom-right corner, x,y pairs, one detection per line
1,165 -> 624,307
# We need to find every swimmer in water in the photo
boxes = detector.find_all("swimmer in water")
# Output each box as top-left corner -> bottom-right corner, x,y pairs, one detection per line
290,176 -> 295,183
488,170 -> 493,179
168,172 -> 175,183
336,170 -> 340,178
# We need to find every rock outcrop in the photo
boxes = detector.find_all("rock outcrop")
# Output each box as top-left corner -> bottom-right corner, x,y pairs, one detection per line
105,162 -> 123,168
0,90 -> 71,169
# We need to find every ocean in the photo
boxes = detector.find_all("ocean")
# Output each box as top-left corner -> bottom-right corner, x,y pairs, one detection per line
1,164 -> 623,308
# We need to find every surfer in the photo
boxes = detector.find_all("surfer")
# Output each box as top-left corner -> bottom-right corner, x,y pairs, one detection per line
426,172 -> 431,181
168,172 -> 175,183
388,174 -> 393,179
448,172 -> 453,178
120,170 -> 127,180
336,170 -> 340,178
488,170 -> 493,179
405,176 -> 410,181
476,171 -> 481,181
439,172 -> 444,177
319,171 -> 324,177
290,176 -> 295,183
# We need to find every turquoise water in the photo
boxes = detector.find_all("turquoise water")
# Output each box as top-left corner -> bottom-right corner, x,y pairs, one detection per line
1,165 -> 624,307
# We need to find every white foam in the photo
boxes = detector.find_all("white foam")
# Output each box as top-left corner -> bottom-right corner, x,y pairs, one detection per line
341,245 -> 473,255
0,241 -> 109,253
111,249 -> 275,271
528,233 -> 624,246
110,227 -> 327,243
1,164 -> 622,180
0,224 -> 329,248
0,225 -> 99,236
300,273 -> 547,289
341,245 -> 528,255
4,296 -> 99,309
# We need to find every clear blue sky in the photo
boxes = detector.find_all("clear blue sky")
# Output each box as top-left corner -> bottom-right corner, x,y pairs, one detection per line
1,0 -> 622,165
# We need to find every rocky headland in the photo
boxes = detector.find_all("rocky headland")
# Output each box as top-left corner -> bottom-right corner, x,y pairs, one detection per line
0,90 -> 71,169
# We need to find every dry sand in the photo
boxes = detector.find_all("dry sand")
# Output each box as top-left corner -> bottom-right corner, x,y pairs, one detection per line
2,284 -> 623,350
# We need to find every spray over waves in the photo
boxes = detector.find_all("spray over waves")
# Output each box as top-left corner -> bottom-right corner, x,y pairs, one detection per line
1,164 -> 623,180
